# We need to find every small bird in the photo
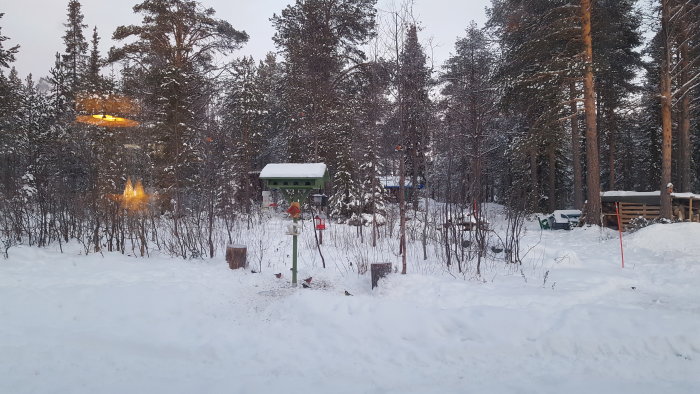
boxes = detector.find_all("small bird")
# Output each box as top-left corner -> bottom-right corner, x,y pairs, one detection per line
302,283 -> 310,288
631,286 -> 637,290
251,269 -> 258,274
274,273 -> 282,278
344,290 -> 353,296
303,277 -> 313,284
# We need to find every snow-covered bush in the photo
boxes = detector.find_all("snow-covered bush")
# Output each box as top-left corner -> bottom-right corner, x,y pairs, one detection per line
627,217 -> 672,233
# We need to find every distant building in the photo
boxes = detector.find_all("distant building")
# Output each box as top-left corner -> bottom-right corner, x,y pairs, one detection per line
379,175 -> 425,200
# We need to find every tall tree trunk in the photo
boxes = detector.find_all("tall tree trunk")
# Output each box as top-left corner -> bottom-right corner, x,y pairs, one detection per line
411,151 -> 419,211
606,104 -> 617,190
581,0 -> 602,225
530,147 -> 539,211
548,148 -> 557,213
242,125 -> 251,214
678,38 -> 691,192
570,82 -> 584,209
660,0 -> 673,219
399,151 -> 407,274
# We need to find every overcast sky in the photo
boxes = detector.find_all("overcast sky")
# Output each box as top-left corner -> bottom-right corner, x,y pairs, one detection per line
3,0 -> 490,79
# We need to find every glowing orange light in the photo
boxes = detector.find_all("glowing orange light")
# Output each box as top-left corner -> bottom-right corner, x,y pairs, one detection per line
75,94 -> 140,128
76,114 -> 140,128
117,177 -> 150,211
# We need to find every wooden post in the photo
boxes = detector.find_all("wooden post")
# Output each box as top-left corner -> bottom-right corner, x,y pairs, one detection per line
226,244 -> 247,270
689,199 -> 693,222
371,263 -> 392,289
615,203 -> 625,269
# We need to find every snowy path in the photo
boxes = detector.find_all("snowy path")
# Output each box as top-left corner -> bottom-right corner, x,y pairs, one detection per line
1,223 -> 699,393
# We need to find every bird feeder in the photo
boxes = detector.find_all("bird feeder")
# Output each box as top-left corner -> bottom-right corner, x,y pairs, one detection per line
259,163 -> 329,286
312,193 -> 328,206
286,222 -> 302,236
314,216 -> 326,231
260,163 -> 329,202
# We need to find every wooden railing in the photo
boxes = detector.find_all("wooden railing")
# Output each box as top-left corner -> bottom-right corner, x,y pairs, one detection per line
618,202 -> 661,228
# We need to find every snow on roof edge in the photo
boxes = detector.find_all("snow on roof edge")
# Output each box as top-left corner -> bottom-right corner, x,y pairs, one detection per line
601,191 -> 700,199
259,163 -> 327,179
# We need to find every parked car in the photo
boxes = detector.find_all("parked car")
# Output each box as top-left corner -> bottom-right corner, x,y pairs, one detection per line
548,210 -> 582,230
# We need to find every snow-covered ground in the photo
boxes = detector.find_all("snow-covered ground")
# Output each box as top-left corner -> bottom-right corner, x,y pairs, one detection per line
1,216 -> 699,393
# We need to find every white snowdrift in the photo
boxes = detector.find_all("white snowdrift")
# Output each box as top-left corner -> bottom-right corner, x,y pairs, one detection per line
627,222 -> 700,255
1,219 -> 699,394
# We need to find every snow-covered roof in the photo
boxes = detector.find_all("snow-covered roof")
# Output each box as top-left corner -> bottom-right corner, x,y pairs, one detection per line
259,163 -> 327,179
671,192 -> 700,200
601,191 -> 661,198
601,191 -> 700,200
552,210 -> 581,224
379,175 -> 424,189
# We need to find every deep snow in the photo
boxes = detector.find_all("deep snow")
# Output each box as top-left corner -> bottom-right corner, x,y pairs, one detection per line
1,219 -> 699,394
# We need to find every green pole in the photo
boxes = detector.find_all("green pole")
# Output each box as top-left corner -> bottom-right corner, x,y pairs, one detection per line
283,190 -> 310,287
292,216 -> 298,286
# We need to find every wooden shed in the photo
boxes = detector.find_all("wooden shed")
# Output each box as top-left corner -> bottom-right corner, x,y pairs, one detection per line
601,191 -> 700,230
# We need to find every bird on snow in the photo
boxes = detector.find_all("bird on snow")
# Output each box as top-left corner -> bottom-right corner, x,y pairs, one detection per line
302,283 -> 311,288
344,290 -> 353,296
251,270 -> 258,274
274,273 -> 282,278
303,277 -> 313,284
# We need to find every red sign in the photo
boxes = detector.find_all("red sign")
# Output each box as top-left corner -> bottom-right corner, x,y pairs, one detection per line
287,202 -> 301,219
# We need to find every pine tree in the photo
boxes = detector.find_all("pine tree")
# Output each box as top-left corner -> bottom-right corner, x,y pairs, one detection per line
489,0 -> 582,211
272,0 -> 378,221
84,26 -> 107,94
637,33 -> 664,191
329,151 -> 360,219
62,0 -> 88,97
657,0 -> 700,215
0,68 -> 25,194
271,0 -> 377,166
220,57 -> 267,212
0,13 -> 19,69
0,14 -> 22,189
397,24 -> 431,210
592,0 -> 643,190
254,53 -> 287,167
110,0 -> 249,199
672,0 -> 700,192
659,0 -> 675,218
48,53 -> 70,122
441,22 -> 498,207
580,0 -> 602,225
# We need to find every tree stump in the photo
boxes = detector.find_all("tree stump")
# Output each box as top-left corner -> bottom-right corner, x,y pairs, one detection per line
226,244 -> 247,270
371,263 -> 392,289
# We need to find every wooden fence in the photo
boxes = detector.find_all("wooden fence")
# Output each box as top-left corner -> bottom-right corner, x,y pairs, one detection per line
617,202 -> 661,228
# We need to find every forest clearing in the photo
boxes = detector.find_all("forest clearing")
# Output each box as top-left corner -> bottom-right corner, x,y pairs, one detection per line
1,0 -> 699,392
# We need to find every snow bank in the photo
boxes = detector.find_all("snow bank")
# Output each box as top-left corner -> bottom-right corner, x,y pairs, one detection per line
628,222 -> 700,255
1,219 -> 700,393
